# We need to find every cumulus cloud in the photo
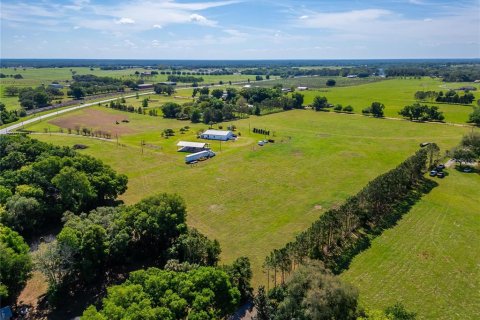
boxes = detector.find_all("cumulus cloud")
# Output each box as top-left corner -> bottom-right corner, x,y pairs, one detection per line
299,15 -> 309,19
189,13 -> 216,26
153,24 -> 162,29
115,17 -> 135,24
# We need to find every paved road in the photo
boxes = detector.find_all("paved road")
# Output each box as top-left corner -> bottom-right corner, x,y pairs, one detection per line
0,77 -> 278,135
0,91 -> 155,135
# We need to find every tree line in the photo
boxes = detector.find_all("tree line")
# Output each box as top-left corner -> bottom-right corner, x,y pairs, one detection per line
414,90 -> 475,105
385,64 -> 480,82
399,103 -> 444,121
167,75 -> 204,83
241,66 -> 375,78
262,145 -> 436,284
254,147 -> 435,319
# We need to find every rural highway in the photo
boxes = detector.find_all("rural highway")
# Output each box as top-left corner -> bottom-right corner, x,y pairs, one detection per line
0,91 -> 155,135
0,77 -> 276,135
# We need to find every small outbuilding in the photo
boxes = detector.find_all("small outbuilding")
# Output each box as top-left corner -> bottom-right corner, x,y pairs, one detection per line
297,86 -> 308,91
177,141 -> 209,153
200,129 -> 234,141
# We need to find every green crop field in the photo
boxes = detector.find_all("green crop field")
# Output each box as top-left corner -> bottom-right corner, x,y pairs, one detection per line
342,168 -> 480,319
297,77 -> 479,124
25,107 -> 474,288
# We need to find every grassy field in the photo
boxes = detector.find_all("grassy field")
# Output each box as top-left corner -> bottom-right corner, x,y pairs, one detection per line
0,67 -> 259,110
299,77 -> 479,124
27,108 -> 473,287
342,168 -> 480,319
255,75 -> 385,89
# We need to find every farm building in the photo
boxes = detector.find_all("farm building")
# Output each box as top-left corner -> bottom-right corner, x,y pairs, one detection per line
138,83 -> 154,90
176,141 -> 209,153
297,86 -> 308,91
49,83 -> 64,89
200,129 -> 234,141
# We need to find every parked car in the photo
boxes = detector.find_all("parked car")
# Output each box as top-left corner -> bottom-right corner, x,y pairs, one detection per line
463,167 -> 473,173
258,141 -> 264,146
437,172 -> 445,178
429,170 -> 437,177
436,164 -> 445,171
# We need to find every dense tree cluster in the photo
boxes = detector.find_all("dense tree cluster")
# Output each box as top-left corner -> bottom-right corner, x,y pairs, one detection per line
312,96 -> 329,111
153,84 -> 175,95
0,223 -> 32,305
0,136 -> 128,236
263,146 -> 435,282
82,266 -> 241,320
362,102 -> 385,117
415,90 -> 475,104
0,102 -> 24,125
451,132 -> 480,166
161,88 -> 241,123
69,75 -> 124,98
11,86 -> 63,110
241,67 -> 374,78
398,103 -> 444,121
255,261 -> 359,320
386,64 -> 480,82
469,107 -> 480,125
34,193 -> 227,298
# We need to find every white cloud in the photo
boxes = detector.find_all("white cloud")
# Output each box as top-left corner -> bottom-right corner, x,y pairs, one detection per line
189,13 -> 216,26
223,29 -> 247,37
424,18 -> 433,22
298,9 -> 392,29
153,24 -> 162,29
299,15 -> 309,20
115,17 -> 135,25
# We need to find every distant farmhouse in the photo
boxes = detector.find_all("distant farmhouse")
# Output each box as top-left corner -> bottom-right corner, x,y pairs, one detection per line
137,83 -> 154,90
200,129 -> 234,141
49,83 -> 64,89
297,86 -> 308,91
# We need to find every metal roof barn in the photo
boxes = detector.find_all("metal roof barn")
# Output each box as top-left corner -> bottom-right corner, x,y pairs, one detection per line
200,130 -> 234,141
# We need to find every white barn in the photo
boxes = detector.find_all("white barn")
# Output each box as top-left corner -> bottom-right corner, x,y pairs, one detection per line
200,130 -> 234,141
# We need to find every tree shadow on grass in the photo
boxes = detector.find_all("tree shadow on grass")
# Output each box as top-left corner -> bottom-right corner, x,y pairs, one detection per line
332,178 -> 438,274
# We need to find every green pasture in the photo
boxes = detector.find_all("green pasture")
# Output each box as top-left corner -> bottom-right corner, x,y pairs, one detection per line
298,77 -> 479,124
255,75 -> 385,89
0,67 -> 259,110
27,109 -> 472,287
342,168 -> 480,319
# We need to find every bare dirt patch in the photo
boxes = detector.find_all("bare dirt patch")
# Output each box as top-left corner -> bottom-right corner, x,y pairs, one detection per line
49,109 -> 136,135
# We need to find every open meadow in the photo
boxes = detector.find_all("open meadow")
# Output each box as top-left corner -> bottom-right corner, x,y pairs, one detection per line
299,77 -> 480,123
26,107 -> 474,289
342,168 -> 480,319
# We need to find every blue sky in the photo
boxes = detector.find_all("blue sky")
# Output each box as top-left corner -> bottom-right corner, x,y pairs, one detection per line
1,0 -> 479,59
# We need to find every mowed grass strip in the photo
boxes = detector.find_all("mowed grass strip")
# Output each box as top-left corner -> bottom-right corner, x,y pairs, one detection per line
30,109 -> 472,286
342,169 -> 480,319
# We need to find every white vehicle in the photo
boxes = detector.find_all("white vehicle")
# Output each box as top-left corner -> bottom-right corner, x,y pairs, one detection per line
258,141 -> 265,146
185,150 -> 215,163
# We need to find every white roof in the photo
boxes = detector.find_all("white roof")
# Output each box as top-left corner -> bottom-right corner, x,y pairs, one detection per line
177,141 -> 206,148
202,130 -> 232,136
